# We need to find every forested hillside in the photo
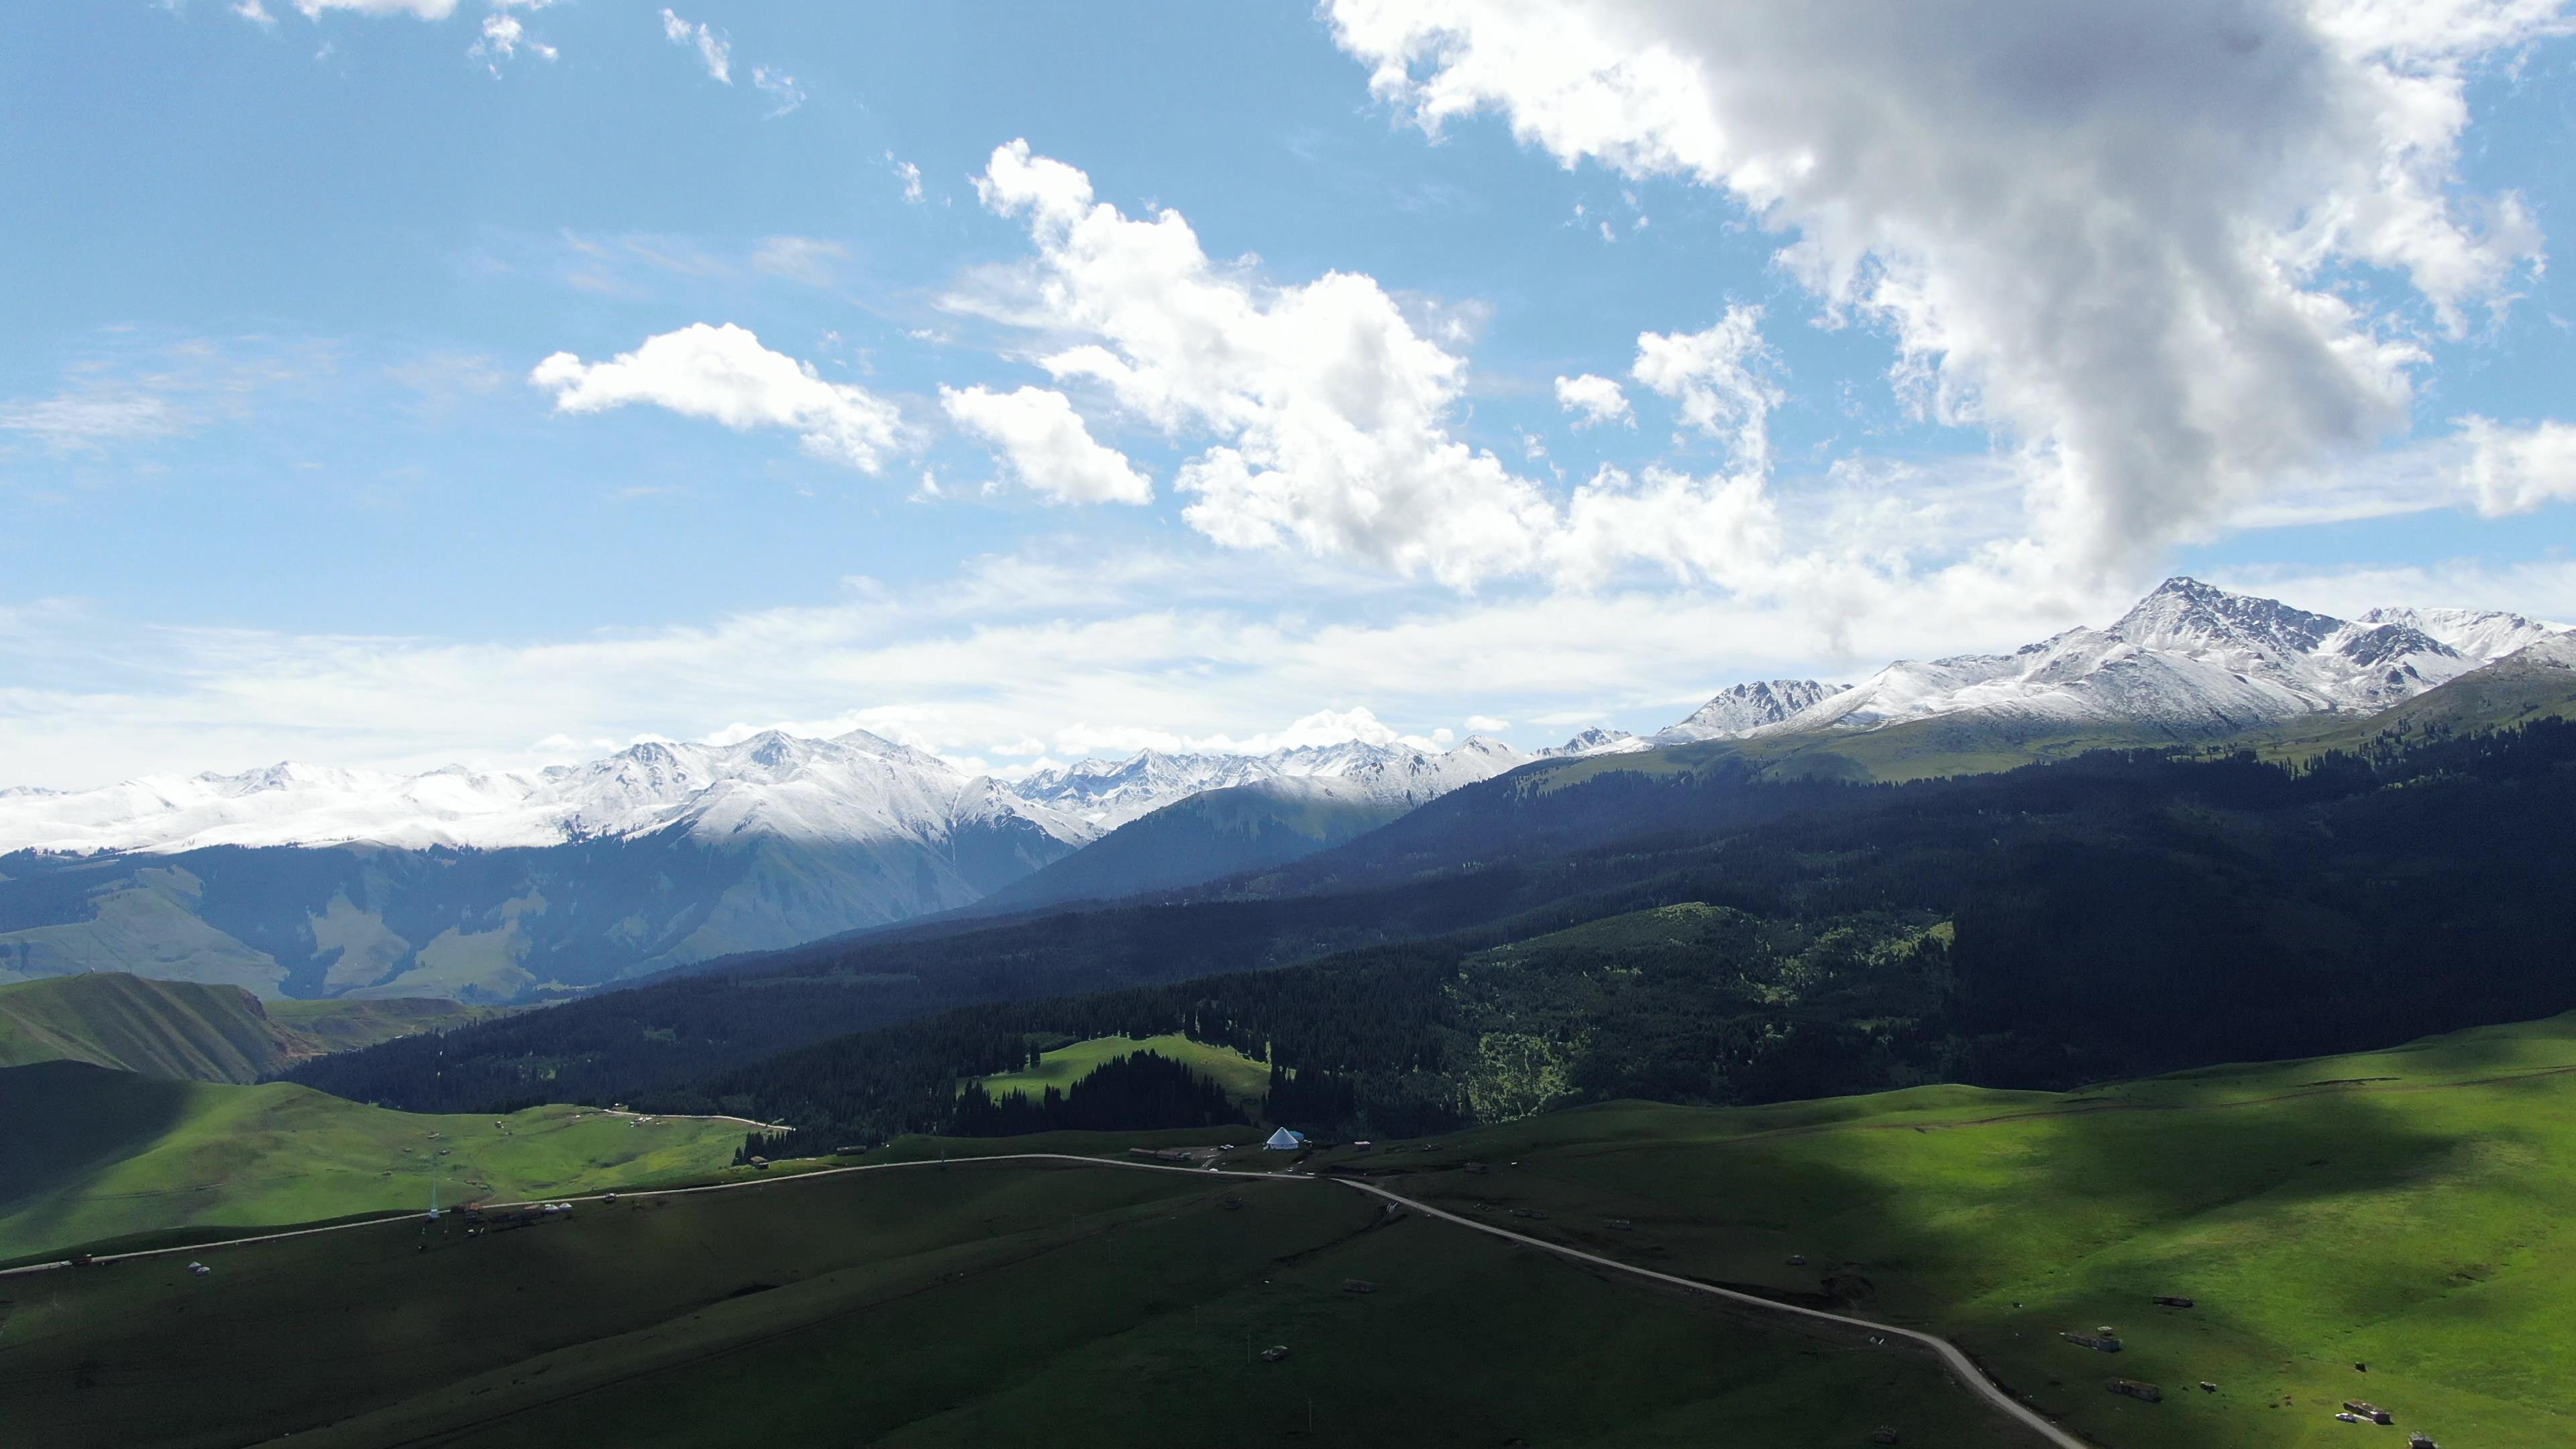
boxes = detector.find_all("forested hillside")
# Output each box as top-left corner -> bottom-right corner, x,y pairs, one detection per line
625,722 -> 2570,1146
294,721 -> 2576,1150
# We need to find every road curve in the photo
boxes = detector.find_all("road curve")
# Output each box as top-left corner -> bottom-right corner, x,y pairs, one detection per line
3,1150 -> 2090,1448
1330,1177 -> 2092,1449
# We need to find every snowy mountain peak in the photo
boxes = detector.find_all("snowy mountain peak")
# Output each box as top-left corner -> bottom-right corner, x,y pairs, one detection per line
2357,605 -> 2564,662
1543,727 -> 1646,757
1009,734 -> 1531,830
2110,576 -> 2345,661
1654,680 -> 1851,743
1758,579 -> 2565,744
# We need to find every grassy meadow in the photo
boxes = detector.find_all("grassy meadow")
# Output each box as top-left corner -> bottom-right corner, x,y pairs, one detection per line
0,1061 -> 745,1261
967,1031 -> 1274,1106
2,1156 -> 2031,1449
1317,1012 -> 2576,1446
15,1014 -> 2576,1446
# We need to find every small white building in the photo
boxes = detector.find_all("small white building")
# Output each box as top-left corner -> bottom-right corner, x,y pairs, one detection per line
1264,1128 -> 1305,1150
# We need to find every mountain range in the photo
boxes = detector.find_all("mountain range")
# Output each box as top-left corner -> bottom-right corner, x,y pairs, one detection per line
1,578 -> 2561,1004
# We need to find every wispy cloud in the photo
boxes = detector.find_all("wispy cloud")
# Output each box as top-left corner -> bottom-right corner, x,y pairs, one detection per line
752,65 -> 804,117
659,7 -> 729,84
885,151 -> 924,203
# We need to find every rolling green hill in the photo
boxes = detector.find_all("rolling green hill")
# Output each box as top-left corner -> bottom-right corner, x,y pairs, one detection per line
0,1153 -> 2035,1449
18,1012 -> 2576,1446
0,1059 -> 745,1261
1324,1010 -> 2576,1448
0,971 -> 490,1083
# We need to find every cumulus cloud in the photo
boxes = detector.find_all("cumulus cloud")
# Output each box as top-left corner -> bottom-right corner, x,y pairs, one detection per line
1326,0 -> 2563,572
1631,305 -> 1780,470
962,140 -> 1791,590
940,384 -> 1154,504
529,323 -> 904,472
1553,372 -> 1631,428
2459,417 -> 2576,515
964,140 -> 1558,584
659,7 -> 729,83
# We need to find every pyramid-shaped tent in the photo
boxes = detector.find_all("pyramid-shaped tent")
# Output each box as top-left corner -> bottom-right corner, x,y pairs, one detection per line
1264,1126 -> 1305,1150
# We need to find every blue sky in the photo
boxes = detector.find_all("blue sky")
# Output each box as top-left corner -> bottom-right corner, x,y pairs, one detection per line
4,0 -> 2573,786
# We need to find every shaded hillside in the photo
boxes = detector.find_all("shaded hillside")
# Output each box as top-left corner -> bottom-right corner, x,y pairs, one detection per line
0,815 -> 1072,1004
0,972 -> 489,1084
298,720 -> 2576,1140
282,852 -> 1715,1114
660,721 -> 2576,1147
0,1150 -> 2030,1449
967,777 -> 1415,914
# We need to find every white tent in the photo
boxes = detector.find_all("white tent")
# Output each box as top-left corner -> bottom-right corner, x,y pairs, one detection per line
1265,1127 -> 1305,1150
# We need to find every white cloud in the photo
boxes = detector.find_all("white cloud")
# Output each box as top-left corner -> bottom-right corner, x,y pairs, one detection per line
964,140 -> 1796,590
659,7 -> 729,84
1553,372 -> 1631,428
233,1 -> 278,25
940,385 -> 1153,504
1326,0 -> 2563,574
529,323 -> 905,472
469,13 -> 553,73
17,529 -> 2576,789
1464,714 -> 1510,731
2458,416 -> 2576,515
752,65 -> 804,116
1631,305 -> 1780,470
885,152 -> 926,203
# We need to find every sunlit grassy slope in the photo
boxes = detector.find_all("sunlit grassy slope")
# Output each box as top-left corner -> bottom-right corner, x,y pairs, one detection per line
0,1060 -> 742,1261
967,1031 -> 1273,1105
1,1157 -> 2035,1449
1322,1012 -> 2576,1447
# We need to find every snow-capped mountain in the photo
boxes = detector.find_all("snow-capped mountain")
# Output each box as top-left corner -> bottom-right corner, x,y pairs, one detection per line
0,730 -> 1086,859
1008,736 -> 1529,830
1542,727 -> 1648,757
1743,578 -> 2563,741
1654,680 -> 1851,743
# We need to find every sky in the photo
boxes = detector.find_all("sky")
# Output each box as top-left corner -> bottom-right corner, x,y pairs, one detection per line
4,0 -> 2575,788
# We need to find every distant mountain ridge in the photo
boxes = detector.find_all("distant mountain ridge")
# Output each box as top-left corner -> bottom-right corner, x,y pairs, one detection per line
0,578 -> 2562,1004
1757,578 -> 2559,745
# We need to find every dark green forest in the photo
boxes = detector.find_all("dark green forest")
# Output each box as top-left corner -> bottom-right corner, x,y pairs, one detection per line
290,721 -> 2576,1149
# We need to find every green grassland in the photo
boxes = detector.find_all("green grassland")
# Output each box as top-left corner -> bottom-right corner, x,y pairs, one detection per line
967,1032 -> 1274,1106
0,1156 -> 2035,1449
1317,1012 -> 2576,1447
0,971 -> 494,1083
0,1061 -> 745,1261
